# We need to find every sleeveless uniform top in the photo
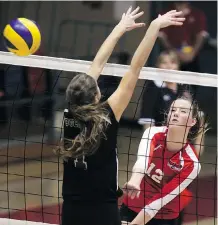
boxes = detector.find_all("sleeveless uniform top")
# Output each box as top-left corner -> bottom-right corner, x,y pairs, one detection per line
62,102 -> 119,202
123,126 -> 201,219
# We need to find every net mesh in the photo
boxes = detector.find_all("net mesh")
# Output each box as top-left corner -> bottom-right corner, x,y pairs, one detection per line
0,52 -> 217,225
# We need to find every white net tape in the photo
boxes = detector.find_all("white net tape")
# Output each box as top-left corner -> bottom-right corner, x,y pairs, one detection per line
0,218 -> 57,225
0,51 -> 217,87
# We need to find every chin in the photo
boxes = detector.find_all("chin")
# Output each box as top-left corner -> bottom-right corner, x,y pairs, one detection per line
168,124 -> 179,128
168,122 -> 183,129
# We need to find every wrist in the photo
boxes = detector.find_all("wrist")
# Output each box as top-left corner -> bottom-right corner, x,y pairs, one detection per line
150,20 -> 161,30
114,24 -> 126,36
129,172 -> 144,184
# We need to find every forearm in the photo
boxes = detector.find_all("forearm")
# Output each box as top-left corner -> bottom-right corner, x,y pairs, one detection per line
192,33 -> 206,56
129,168 -> 145,185
119,21 -> 161,93
130,129 -> 151,185
87,25 -> 125,80
113,22 -> 160,107
130,21 -> 161,73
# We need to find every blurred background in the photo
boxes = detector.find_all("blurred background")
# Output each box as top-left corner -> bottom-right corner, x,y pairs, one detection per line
0,1 -> 217,225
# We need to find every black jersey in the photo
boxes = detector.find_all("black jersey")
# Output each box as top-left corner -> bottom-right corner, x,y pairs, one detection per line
62,102 -> 119,202
139,80 -> 188,126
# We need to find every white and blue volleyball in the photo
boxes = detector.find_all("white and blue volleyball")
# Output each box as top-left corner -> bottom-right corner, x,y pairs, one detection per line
3,18 -> 41,56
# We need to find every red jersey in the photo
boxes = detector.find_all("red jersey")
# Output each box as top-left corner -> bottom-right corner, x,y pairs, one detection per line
123,126 -> 201,219
160,6 -> 208,48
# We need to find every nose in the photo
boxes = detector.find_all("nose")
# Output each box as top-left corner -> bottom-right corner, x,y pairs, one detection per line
173,110 -> 179,117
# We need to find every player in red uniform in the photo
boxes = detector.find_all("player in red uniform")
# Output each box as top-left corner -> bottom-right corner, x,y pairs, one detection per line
120,96 -> 208,225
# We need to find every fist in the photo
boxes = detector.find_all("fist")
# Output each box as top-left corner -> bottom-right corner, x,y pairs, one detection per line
123,181 -> 140,199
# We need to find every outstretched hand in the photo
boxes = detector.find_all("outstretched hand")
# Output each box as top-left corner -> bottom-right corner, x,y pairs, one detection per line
154,10 -> 185,29
117,6 -> 146,32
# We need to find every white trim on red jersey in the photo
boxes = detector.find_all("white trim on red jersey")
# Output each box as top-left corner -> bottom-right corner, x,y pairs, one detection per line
133,126 -> 167,174
123,126 -> 201,219
143,144 -> 201,218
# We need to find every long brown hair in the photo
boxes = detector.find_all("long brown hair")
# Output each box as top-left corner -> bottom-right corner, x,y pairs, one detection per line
185,97 -> 209,141
54,73 -> 111,160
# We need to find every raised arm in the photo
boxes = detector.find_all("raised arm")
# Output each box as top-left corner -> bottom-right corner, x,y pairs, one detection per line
87,6 -> 145,80
108,10 -> 185,121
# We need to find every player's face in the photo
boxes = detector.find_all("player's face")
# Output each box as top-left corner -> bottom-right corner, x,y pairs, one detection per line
158,55 -> 179,70
167,99 -> 196,129
174,2 -> 190,16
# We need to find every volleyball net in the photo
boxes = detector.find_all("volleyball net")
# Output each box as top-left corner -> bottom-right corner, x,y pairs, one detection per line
0,51 -> 217,225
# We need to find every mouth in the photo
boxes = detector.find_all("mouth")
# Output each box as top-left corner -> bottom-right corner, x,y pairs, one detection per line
171,119 -> 178,123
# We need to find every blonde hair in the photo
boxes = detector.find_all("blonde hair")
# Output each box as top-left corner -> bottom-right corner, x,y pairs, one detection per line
156,50 -> 180,68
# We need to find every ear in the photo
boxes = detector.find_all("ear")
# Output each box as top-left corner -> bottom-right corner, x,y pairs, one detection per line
95,93 -> 101,103
191,118 -> 197,127
95,95 -> 99,103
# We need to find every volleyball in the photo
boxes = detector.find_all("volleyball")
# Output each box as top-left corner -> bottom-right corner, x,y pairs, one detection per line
3,18 -> 41,56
